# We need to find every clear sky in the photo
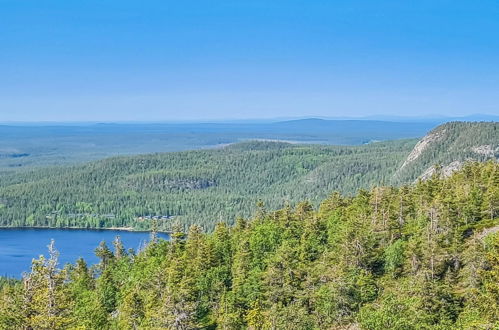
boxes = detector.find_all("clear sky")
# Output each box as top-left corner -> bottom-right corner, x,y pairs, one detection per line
1,0 -> 499,121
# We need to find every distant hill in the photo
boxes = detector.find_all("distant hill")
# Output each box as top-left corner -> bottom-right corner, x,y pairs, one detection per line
349,113 -> 499,123
0,139 -> 416,230
393,121 -> 499,183
0,121 -> 496,231
0,120 -> 434,170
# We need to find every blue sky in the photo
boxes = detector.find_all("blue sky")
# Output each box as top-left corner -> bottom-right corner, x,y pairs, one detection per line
1,0 -> 498,121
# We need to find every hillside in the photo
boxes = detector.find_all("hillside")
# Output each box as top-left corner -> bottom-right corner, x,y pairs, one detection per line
393,121 -> 499,183
0,139 -> 416,231
1,161 -> 498,329
0,121 -> 497,231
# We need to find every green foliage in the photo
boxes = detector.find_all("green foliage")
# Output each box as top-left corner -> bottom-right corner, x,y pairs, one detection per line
384,239 -> 406,276
0,139 -> 416,231
1,122 -> 496,232
0,161 -> 498,328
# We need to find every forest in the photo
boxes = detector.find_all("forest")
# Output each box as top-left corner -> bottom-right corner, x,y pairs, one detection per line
0,139 -> 416,231
0,161 -> 498,329
0,121 -> 497,232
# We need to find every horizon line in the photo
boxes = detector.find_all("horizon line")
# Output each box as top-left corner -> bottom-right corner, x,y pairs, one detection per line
1,113 -> 498,126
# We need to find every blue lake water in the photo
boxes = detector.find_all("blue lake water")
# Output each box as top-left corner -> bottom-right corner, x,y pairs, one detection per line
0,228 -> 169,278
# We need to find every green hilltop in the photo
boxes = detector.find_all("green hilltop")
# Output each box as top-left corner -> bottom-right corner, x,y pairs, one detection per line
0,139 -> 415,230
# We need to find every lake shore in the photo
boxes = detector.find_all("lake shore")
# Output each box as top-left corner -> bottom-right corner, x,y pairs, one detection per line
0,228 -> 170,278
0,226 -> 170,233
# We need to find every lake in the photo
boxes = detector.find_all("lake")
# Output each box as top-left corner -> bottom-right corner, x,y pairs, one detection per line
0,228 -> 169,278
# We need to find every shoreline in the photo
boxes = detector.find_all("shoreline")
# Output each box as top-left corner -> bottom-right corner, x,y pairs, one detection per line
0,226 -> 170,234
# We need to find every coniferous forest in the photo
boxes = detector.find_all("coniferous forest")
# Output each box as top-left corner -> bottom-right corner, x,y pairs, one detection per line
0,139 -> 417,231
1,161 -> 498,329
0,121 -> 496,233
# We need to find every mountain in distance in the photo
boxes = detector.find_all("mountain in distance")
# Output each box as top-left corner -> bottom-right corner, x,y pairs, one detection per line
347,113 -> 499,123
251,113 -> 499,123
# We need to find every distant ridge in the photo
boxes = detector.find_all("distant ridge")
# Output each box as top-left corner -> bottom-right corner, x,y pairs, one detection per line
2,113 -> 498,125
346,113 -> 499,123
0,119 -> 435,170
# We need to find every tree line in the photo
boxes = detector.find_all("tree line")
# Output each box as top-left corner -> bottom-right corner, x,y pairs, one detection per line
0,139 -> 415,231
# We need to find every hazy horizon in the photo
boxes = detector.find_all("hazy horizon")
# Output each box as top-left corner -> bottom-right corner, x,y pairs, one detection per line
2,1 -> 499,121
1,113 -> 498,126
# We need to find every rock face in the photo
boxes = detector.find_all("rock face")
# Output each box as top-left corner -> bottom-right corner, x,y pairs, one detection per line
400,129 -> 446,170
393,121 -> 499,184
419,160 -> 463,181
471,145 -> 497,157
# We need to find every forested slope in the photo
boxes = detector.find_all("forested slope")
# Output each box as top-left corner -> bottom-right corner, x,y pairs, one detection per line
393,121 -> 499,183
0,161 -> 498,329
0,139 -> 415,230
0,121 -> 497,231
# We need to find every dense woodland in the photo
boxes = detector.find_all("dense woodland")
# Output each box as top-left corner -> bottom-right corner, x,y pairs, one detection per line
0,161 -> 498,329
0,122 -> 496,232
0,139 -> 416,231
